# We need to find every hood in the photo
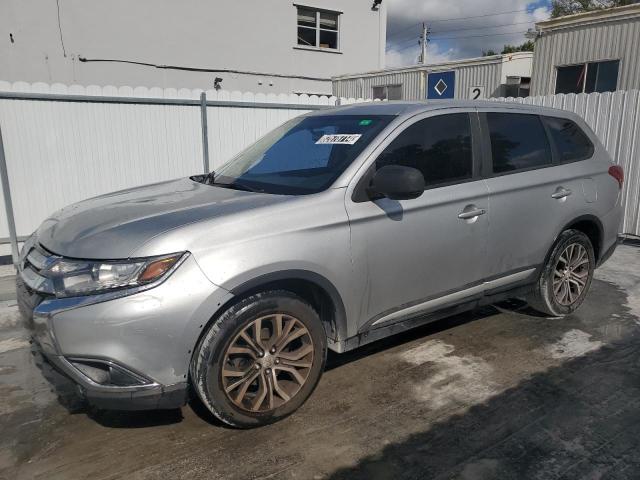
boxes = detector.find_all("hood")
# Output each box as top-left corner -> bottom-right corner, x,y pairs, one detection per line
37,177 -> 290,259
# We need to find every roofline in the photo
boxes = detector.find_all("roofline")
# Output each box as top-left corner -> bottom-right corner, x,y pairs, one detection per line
306,100 -> 580,119
331,51 -> 533,81
536,3 -> 640,31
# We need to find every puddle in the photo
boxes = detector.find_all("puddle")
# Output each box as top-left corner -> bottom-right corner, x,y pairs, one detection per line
544,329 -> 603,359
398,340 -> 497,409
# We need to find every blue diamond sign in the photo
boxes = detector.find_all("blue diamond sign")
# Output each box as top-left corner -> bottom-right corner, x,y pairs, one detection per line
427,71 -> 456,99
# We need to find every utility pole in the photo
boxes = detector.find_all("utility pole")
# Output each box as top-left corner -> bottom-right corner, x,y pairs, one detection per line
419,23 -> 431,64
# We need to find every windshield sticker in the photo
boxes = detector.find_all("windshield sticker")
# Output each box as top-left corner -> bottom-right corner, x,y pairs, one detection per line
359,119 -> 373,126
316,134 -> 362,145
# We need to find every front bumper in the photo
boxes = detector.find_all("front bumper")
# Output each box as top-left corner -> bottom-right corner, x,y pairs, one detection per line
18,253 -> 234,411
30,337 -> 188,410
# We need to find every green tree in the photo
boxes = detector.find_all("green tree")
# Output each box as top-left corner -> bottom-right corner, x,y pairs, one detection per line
483,41 -> 534,57
551,0 -> 638,18
501,41 -> 535,54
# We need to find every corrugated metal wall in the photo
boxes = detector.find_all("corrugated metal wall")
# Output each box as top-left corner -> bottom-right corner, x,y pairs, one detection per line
332,70 -> 425,100
498,90 -> 640,236
454,63 -> 503,99
332,61 -> 505,100
531,18 -> 640,96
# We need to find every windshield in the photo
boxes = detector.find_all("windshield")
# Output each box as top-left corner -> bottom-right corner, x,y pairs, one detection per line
210,115 -> 394,195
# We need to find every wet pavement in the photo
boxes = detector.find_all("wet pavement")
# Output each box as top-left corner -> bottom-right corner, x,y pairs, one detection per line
1,244 -> 639,480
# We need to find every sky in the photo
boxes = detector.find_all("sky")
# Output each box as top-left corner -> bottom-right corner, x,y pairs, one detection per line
385,0 -> 552,67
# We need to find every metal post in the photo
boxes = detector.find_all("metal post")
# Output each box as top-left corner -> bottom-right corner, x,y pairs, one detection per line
0,125 -> 20,265
200,91 -> 210,173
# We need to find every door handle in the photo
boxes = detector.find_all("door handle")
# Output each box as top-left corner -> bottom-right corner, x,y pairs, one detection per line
458,207 -> 487,220
551,188 -> 572,200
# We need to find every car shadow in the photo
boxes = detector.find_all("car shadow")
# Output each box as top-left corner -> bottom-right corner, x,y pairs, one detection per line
325,280 -> 640,479
325,304 -> 501,372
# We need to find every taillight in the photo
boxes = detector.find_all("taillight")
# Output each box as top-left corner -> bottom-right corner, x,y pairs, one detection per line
608,165 -> 624,189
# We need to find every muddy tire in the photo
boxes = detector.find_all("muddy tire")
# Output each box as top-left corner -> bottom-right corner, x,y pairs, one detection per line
528,229 -> 595,317
190,290 -> 327,428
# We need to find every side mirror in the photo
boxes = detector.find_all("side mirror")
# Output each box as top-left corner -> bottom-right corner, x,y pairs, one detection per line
369,165 -> 425,201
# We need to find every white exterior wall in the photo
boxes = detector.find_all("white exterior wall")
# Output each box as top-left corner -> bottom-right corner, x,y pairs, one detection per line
0,0 -> 386,95
501,54 -> 533,83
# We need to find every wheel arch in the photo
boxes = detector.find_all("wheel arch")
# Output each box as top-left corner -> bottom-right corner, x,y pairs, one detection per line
543,215 -> 603,269
562,215 -> 604,262
224,270 -> 349,344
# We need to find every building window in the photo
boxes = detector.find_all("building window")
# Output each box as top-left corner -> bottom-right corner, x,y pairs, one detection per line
297,7 -> 339,50
372,85 -> 402,100
555,60 -> 620,94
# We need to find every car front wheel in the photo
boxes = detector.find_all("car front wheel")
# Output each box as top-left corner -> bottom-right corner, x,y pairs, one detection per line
191,290 -> 327,428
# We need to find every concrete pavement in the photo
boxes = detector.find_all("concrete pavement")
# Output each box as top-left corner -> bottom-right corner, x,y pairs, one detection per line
1,245 -> 639,479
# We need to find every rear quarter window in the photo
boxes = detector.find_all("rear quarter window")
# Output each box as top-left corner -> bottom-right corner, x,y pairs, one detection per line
543,116 -> 595,163
487,113 -> 552,174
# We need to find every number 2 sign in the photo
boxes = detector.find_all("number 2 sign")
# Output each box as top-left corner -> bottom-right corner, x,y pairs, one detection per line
469,86 -> 486,100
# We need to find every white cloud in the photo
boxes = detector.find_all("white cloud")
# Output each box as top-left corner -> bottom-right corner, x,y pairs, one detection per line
533,6 -> 552,21
386,42 -> 457,68
385,0 -> 551,66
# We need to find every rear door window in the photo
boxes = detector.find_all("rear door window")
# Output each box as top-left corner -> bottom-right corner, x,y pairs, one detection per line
543,116 -> 594,163
487,113 -> 552,174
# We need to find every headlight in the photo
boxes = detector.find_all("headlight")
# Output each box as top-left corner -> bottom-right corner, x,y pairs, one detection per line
38,252 -> 186,297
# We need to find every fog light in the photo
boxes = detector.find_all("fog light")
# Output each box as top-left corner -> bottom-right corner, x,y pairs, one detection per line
68,359 -> 149,386
108,365 -> 144,386
72,361 -> 110,384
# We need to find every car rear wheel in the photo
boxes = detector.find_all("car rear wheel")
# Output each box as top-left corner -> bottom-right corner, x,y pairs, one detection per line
528,229 -> 595,317
191,290 -> 327,428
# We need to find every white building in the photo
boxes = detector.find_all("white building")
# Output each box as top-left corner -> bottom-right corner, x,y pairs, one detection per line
0,0 -> 387,95
332,52 -> 533,100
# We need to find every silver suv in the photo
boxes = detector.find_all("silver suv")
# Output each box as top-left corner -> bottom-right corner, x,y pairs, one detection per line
18,101 -> 623,428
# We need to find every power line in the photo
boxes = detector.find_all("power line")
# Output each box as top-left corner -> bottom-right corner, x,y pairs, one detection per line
431,19 -> 536,35
431,7 -> 535,23
434,29 -> 530,41
78,57 -> 331,81
389,19 -> 536,48
386,7 -> 534,39
387,30 -> 529,53
55,0 -> 67,57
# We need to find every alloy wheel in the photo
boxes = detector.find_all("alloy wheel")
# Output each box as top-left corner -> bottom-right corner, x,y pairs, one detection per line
553,243 -> 590,306
221,314 -> 314,413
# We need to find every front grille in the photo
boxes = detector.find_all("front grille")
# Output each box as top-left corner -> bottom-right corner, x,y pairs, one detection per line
19,245 -> 58,295
16,275 -> 44,327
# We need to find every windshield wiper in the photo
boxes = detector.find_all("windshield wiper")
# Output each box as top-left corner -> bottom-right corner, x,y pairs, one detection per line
190,171 -> 217,185
216,181 -> 263,193
191,171 -> 263,193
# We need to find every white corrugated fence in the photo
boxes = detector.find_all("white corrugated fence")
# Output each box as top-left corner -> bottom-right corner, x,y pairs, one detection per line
0,82 -> 638,259
0,81 -> 373,258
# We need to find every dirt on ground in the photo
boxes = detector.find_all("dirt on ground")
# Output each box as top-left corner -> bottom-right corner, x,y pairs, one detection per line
1,245 -> 639,480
